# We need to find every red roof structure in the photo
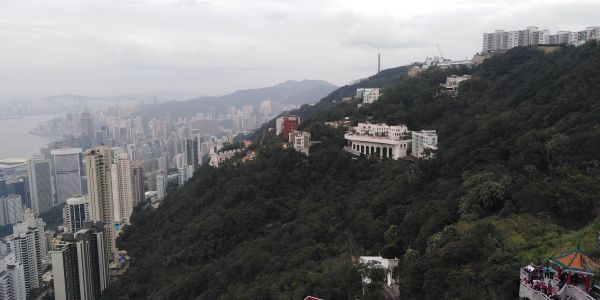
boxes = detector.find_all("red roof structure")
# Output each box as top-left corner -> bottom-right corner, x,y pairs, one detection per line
550,247 -> 600,275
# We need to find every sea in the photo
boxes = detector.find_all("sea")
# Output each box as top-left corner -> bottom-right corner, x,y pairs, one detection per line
0,114 -> 59,159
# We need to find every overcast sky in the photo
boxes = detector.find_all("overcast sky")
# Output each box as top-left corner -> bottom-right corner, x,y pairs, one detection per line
0,0 -> 599,101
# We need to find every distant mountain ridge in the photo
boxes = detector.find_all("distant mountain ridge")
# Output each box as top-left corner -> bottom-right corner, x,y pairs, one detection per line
134,79 -> 338,118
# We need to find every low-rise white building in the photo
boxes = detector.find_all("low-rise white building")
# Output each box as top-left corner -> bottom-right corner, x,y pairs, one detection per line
288,131 -> 311,155
209,149 -> 242,168
344,123 -> 411,159
412,130 -> 438,158
359,256 -> 399,289
356,88 -> 381,104
442,75 -> 471,95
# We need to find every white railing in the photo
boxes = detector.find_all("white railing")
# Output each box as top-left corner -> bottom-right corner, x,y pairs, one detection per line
557,284 -> 595,300
519,283 -> 552,300
343,146 -> 361,156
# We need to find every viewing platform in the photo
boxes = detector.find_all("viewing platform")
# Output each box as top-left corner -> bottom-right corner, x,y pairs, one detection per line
519,247 -> 598,300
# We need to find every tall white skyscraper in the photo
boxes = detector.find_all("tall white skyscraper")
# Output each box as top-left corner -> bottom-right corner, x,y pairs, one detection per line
85,146 -> 117,261
51,148 -> 83,205
156,173 -> 167,201
27,158 -> 53,214
7,228 -> 42,298
0,240 -> 26,300
13,211 -> 47,263
110,150 -> 134,225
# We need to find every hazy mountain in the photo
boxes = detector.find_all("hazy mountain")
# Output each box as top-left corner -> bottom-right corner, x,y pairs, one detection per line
134,79 -> 338,118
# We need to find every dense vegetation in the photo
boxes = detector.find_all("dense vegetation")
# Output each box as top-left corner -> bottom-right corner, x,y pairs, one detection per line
104,43 -> 600,299
41,203 -> 65,231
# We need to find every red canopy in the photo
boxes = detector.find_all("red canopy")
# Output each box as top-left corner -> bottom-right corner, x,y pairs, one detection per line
550,247 -> 600,275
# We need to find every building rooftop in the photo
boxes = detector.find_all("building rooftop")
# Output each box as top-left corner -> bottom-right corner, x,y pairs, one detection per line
66,196 -> 87,205
0,158 -> 29,168
50,148 -> 83,155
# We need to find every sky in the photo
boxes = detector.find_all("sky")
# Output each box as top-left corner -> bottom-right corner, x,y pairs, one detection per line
0,0 -> 599,101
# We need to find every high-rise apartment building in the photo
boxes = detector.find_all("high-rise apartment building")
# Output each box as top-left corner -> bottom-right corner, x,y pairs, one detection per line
483,26 -> 600,53
6,227 -> 42,298
156,173 -> 167,201
0,195 -> 23,226
27,158 -> 53,214
63,196 -> 90,233
80,108 -> 95,149
0,240 -> 26,300
49,240 -> 78,300
13,212 -> 47,263
111,150 -> 133,225
184,138 -> 199,168
51,148 -> 83,205
85,146 -> 117,261
51,222 -> 110,300
131,162 -> 145,207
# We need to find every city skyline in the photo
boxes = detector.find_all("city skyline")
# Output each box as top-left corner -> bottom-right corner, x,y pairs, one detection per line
1,0 -> 600,102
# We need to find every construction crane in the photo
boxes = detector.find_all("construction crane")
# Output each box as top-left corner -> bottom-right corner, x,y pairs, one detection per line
436,44 -> 445,60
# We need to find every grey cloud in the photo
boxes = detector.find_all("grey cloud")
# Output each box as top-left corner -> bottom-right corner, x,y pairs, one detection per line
0,0 -> 599,102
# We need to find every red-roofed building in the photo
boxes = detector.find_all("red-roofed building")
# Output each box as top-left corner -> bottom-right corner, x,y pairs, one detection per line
280,115 -> 300,137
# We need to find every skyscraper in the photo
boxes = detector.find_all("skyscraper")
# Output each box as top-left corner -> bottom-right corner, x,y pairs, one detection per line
184,138 -> 199,168
85,146 -> 117,260
51,148 -> 83,205
80,107 -> 95,149
7,227 -> 43,298
0,240 -> 26,300
50,222 -> 110,300
156,173 -> 166,201
13,211 -> 47,263
63,196 -> 90,233
111,150 -> 133,225
0,171 -> 7,197
49,239 -> 79,300
131,162 -> 145,207
0,195 -> 23,226
27,158 -> 53,214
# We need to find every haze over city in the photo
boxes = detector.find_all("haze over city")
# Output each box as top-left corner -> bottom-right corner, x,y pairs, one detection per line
1,0 -> 599,102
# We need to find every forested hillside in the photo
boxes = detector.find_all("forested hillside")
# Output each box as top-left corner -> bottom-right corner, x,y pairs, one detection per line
103,43 -> 600,299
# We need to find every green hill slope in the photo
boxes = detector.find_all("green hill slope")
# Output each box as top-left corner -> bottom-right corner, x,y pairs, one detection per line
103,43 -> 600,300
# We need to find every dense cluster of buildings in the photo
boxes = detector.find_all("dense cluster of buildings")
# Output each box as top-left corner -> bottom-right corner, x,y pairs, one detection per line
230,101 -> 299,133
275,115 -> 313,155
482,26 -> 600,53
344,123 -> 438,159
1,211 -> 47,299
0,100 -> 286,298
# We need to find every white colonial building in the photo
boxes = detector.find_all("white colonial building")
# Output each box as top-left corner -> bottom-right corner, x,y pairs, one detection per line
344,123 -> 439,160
344,123 -> 411,159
